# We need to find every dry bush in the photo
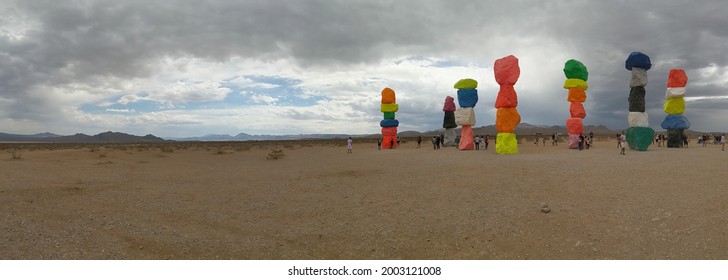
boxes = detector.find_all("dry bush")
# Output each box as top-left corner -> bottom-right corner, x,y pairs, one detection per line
266,149 -> 285,160
10,149 -> 22,160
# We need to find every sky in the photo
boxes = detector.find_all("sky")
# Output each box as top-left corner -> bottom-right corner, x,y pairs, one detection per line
1,0 -> 728,137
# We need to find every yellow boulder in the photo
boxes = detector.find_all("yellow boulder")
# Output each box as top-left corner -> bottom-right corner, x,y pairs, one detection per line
381,103 -> 398,113
663,97 -> 685,115
496,132 -> 518,154
563,78 -> 588,90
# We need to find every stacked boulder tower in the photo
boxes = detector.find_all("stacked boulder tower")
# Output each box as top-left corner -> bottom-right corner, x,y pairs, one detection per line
380,87 -> 398,149
453,78 -> 478,150
661,69 -> 690,148
563,59 -> 589,149
624,51 -> 655,151
442,96 -> 458,147
493,55 -> 521,154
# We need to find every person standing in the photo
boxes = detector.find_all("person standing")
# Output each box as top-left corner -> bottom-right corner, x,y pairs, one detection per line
417,136 -> 422,149
377,138 -> 382,150
436,135 -> 441,150
619,132 -> 627,155
431,136 -> 437,150
481,136 -> 487,150
484,135 -> 490,150
474,135 -> 480,150
347,137 -> 353,154
578,134 -> 584,151
721,134 -> 726,151
396,136 -> 401,147
440,134 -> 444,147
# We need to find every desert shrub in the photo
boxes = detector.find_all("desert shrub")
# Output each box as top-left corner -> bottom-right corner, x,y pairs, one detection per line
266,149 -> 285,160
11,149 -> 22,160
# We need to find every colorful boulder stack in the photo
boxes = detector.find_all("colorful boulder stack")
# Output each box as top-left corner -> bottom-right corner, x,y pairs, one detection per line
493,55 -> 521,154
454,78 -> 478,150
624,51 -> 655,151
563,59 -> 589,149
442,96 -> 458,147
380,87 -> 398,149
661,69 -> 689,148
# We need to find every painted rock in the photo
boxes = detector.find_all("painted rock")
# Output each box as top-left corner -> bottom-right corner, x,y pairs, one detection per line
628,86 -> 646,112
568,133 -> 580,149
459,125 -> 474,150
563,78 -> 588,90
443,128 -> 458,147
380,119 -> 399,127
496,107 -> 521,133
495,132 -> 518,154
626,126 -> 655,151
667,129 -> 685,148
567,88 -> 587,102
495,85 -> 518,108
443,111 -> 457,129
381,103 -> 398,113
454,78 -> 478,89
563,59 -> 589,81
628,112 -> 650,127
457,88 -> 479,108
663,97 -> 685,115
625,52 -> 651,71
570,102 -> 586,119
661,114 -> 690,130
494,55 -> 520,86
665,87 -> 686,99
455,107 -> 476,126
630,67 -> 648,88
667,69 -> 688,88
381,87 -> 396,104
443,96 -> 456,111
381,126 -> 398,136
383,112 -> 395,119
566,118 -> 584,134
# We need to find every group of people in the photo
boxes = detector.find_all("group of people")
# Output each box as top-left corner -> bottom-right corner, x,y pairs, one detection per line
358,132 -> 727,154
474,135 -> 490,150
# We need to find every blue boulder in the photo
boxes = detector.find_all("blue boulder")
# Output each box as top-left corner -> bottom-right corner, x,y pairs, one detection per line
457,88 -> 478,108
625,51 -> 652,71
380,119 -> 399,127
661,114 -> 690,129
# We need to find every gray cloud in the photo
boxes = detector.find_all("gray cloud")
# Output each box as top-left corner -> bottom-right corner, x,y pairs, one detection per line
1,0 -> 728,135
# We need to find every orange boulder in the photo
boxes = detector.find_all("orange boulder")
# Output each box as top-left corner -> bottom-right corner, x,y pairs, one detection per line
381,87 -> 396,104
667,69 -> 688,88
496,107 -> 521,133
567,88 -> 587,102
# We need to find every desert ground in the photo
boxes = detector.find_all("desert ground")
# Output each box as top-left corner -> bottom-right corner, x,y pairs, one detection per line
1,137 -> 727,260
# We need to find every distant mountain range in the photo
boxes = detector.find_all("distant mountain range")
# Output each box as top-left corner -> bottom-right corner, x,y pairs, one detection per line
0,124 -> 719,143
0,131 -> 166,143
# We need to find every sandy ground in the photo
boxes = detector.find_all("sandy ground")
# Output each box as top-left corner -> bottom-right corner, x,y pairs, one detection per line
1,139 -> 727,260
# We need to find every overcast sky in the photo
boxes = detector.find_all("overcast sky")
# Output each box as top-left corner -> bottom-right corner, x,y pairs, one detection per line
1,0 -> 727,137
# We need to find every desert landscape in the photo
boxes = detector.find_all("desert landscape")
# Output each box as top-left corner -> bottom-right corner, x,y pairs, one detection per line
1,137 -> 727,260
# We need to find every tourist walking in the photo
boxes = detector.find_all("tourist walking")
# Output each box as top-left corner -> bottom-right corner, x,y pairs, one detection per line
475,135 -> 480,150
347,137 -> 353,154
417,136 -> 422,149
432,136 -> 437,150
619,132 -> 627,155
377,138 -> 382,150
484,135 -> 490,150
721,134 -> 726,151
578,134 -> 584,151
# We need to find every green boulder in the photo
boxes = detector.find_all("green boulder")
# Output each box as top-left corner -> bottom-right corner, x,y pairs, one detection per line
563,59 -> 589,81
626,127 -> 655,151
383,112 -> 395,119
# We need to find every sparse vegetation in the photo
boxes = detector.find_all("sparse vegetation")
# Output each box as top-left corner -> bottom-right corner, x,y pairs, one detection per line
266,149 -> 285,160
11,149 -> 22,160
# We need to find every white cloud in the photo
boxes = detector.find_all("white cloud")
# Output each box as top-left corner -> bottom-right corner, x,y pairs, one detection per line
249,93 -> 278,105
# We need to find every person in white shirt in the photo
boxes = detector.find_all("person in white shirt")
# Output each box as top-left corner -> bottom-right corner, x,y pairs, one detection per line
721,134 -> 726,151
347,137 -> 353,154
619,132 -> 627,155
